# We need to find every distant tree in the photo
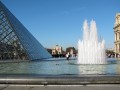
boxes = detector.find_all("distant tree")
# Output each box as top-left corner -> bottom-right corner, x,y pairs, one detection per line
106,49 -> 115,58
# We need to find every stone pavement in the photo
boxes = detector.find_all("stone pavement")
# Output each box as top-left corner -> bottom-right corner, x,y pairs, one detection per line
0,75 -> 119,90
0,84 -> 120,90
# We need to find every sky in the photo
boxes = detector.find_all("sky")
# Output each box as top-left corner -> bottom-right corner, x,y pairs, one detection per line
1,0 -> 120,50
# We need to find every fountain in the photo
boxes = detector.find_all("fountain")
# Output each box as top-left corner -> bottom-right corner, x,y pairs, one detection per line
77,20 -> 106,64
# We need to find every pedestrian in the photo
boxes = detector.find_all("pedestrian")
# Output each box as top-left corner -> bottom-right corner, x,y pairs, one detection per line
66,52 -> 70,61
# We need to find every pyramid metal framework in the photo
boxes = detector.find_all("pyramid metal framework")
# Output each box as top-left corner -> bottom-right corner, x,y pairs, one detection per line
0,1 -> 51,60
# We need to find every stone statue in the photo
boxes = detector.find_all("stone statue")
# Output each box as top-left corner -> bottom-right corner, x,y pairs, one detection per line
115,13 -> 120,26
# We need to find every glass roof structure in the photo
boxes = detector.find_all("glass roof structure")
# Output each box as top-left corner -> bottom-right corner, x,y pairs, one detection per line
0,1 -> 51,60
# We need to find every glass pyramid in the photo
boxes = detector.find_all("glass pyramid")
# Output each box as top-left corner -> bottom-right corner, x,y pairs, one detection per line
0,1 -> 51,60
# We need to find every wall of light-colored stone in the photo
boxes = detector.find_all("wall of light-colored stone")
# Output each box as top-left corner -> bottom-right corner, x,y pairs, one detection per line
114,13 -> 120,57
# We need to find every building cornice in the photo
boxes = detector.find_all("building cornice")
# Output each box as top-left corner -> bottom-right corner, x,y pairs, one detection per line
114,40 -> 120,44
114,24 -> 120,29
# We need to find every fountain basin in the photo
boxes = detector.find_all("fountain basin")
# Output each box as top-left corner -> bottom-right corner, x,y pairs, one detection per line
0,58 -> 119,75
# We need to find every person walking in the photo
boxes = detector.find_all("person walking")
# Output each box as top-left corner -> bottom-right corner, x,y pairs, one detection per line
66,52 -> 70,62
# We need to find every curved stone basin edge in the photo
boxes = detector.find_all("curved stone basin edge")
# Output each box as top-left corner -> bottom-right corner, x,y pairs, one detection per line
0,75 -> 120,85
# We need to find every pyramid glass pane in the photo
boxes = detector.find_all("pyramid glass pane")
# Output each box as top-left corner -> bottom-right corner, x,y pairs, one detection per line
0,2 -> 51,60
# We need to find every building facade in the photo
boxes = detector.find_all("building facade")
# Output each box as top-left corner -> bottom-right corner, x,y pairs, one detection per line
114,13 -> 120,57
66,47 -> 77,57
0,1 -> 51,60
52,45 -> 63,55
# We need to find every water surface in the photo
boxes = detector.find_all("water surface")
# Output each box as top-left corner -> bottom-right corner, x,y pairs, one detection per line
0,58 -> 119,75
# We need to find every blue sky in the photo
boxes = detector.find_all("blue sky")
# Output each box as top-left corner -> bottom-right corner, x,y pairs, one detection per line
1,0 -> 120,50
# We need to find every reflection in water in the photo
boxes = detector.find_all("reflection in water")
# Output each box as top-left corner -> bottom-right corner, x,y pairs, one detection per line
116,61 -> 120,74
0,59 -> 119,75
78,65 -> 107,74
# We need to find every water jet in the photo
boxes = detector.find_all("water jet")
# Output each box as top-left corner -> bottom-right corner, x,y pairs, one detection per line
77,20 -> 106,64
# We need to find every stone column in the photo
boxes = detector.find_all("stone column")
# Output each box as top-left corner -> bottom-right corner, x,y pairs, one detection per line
115,32 -> 118,41
117,44 -> 119,52
117,33 -> 119,40
118,32 -> 120,40
115,33 -> 117,41
115,44 -> 118,58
